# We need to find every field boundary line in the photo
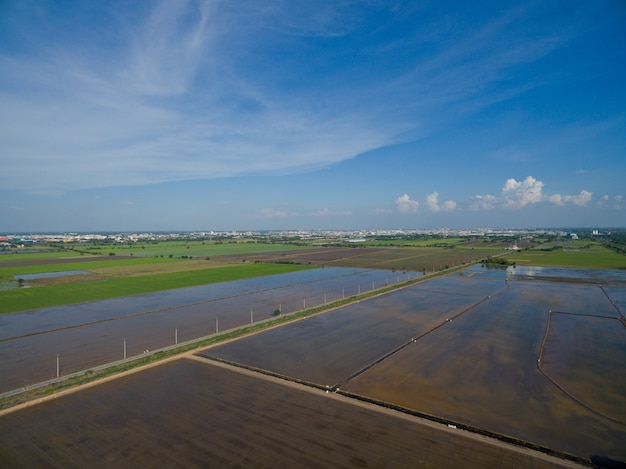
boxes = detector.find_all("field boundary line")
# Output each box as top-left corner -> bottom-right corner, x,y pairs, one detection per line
190,352 -> 588,468
600,285 -> 625,319
0,263 -> 474,409
338,282 -> 510,387
537,310 -> 626,427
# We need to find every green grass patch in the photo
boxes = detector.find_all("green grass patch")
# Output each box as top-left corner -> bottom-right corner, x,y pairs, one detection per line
0,263 -> 314,314
0,257 -> 181,281
503,244 -> 626,269
0,249 -> 83,262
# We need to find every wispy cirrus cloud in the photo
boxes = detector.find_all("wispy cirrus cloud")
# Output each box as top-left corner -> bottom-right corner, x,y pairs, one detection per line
0,1 -> 577,193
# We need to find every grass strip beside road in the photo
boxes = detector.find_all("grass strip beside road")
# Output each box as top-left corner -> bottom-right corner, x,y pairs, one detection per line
0,263 -> 314,314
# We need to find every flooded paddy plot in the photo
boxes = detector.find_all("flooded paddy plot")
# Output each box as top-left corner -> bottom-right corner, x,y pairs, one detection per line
541,313 -> 626,423
14,270 -> 90,280
0,267 -> 401,340
451,264 -> 512,279
342,279 -> 626,461
0,267 -> 406,393
202,276 -> 504,387
510,266 -> 626,287
0,358 -> 579,469
505,282 -> 620,318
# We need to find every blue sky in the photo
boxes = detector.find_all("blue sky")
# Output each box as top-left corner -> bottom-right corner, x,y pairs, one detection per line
1,1 -> 624,232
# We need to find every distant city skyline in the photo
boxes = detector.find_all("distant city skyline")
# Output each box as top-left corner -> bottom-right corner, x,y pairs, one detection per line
1,1 -> 624,232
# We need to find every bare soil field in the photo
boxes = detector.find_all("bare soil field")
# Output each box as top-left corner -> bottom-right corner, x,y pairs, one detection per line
0,358 -> 583,468
213,246 -> 496,271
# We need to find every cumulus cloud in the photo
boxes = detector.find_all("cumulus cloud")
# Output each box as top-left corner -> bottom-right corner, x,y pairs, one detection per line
469,176 -> 592,210
395,194 -> 419,213
501,176 -> 544,208
425,192 -> 456,212
566,190 -> 593,206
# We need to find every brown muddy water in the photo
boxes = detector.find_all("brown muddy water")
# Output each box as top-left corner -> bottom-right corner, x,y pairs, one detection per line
0,358 -> 579,469
205,266 -> 626,461
202,275 -> 506,386
0,267 -> 410,393
541,313 -> 626,423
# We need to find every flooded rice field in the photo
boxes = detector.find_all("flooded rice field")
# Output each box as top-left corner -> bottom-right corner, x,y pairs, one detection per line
204,265 -> 626,461
2,263 -> 625,464
0,267 -> 411,393
13,270 -> 90,280
0,358 -> 578,469
541,313 -> 626,423
202,276 -> 506,387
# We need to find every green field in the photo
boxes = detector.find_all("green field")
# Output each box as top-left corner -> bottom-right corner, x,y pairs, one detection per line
2,238 -> 624,315
0,257 -> 180,281
503,242 -> 626,269
0,263 -> 313,314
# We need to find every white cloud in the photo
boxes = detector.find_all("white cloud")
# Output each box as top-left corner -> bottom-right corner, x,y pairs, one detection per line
312,208 -> 352,216
501,176 -> 544,208
0,2 -> 401,192
565,190 -> 593,207
469,194 -> 498,210
395,194 -> 419,213
469,176 -> 592,210
442,200 -> 457,211
425,192 -> 456,212
260,208 -> 289,218
458,175 -> 595,212
0,2 -> 580,193
425,192 -> 440,212
548,194 -> 564,206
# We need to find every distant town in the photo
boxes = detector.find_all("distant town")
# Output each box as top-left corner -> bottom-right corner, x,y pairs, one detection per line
0,227 -> 620,248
